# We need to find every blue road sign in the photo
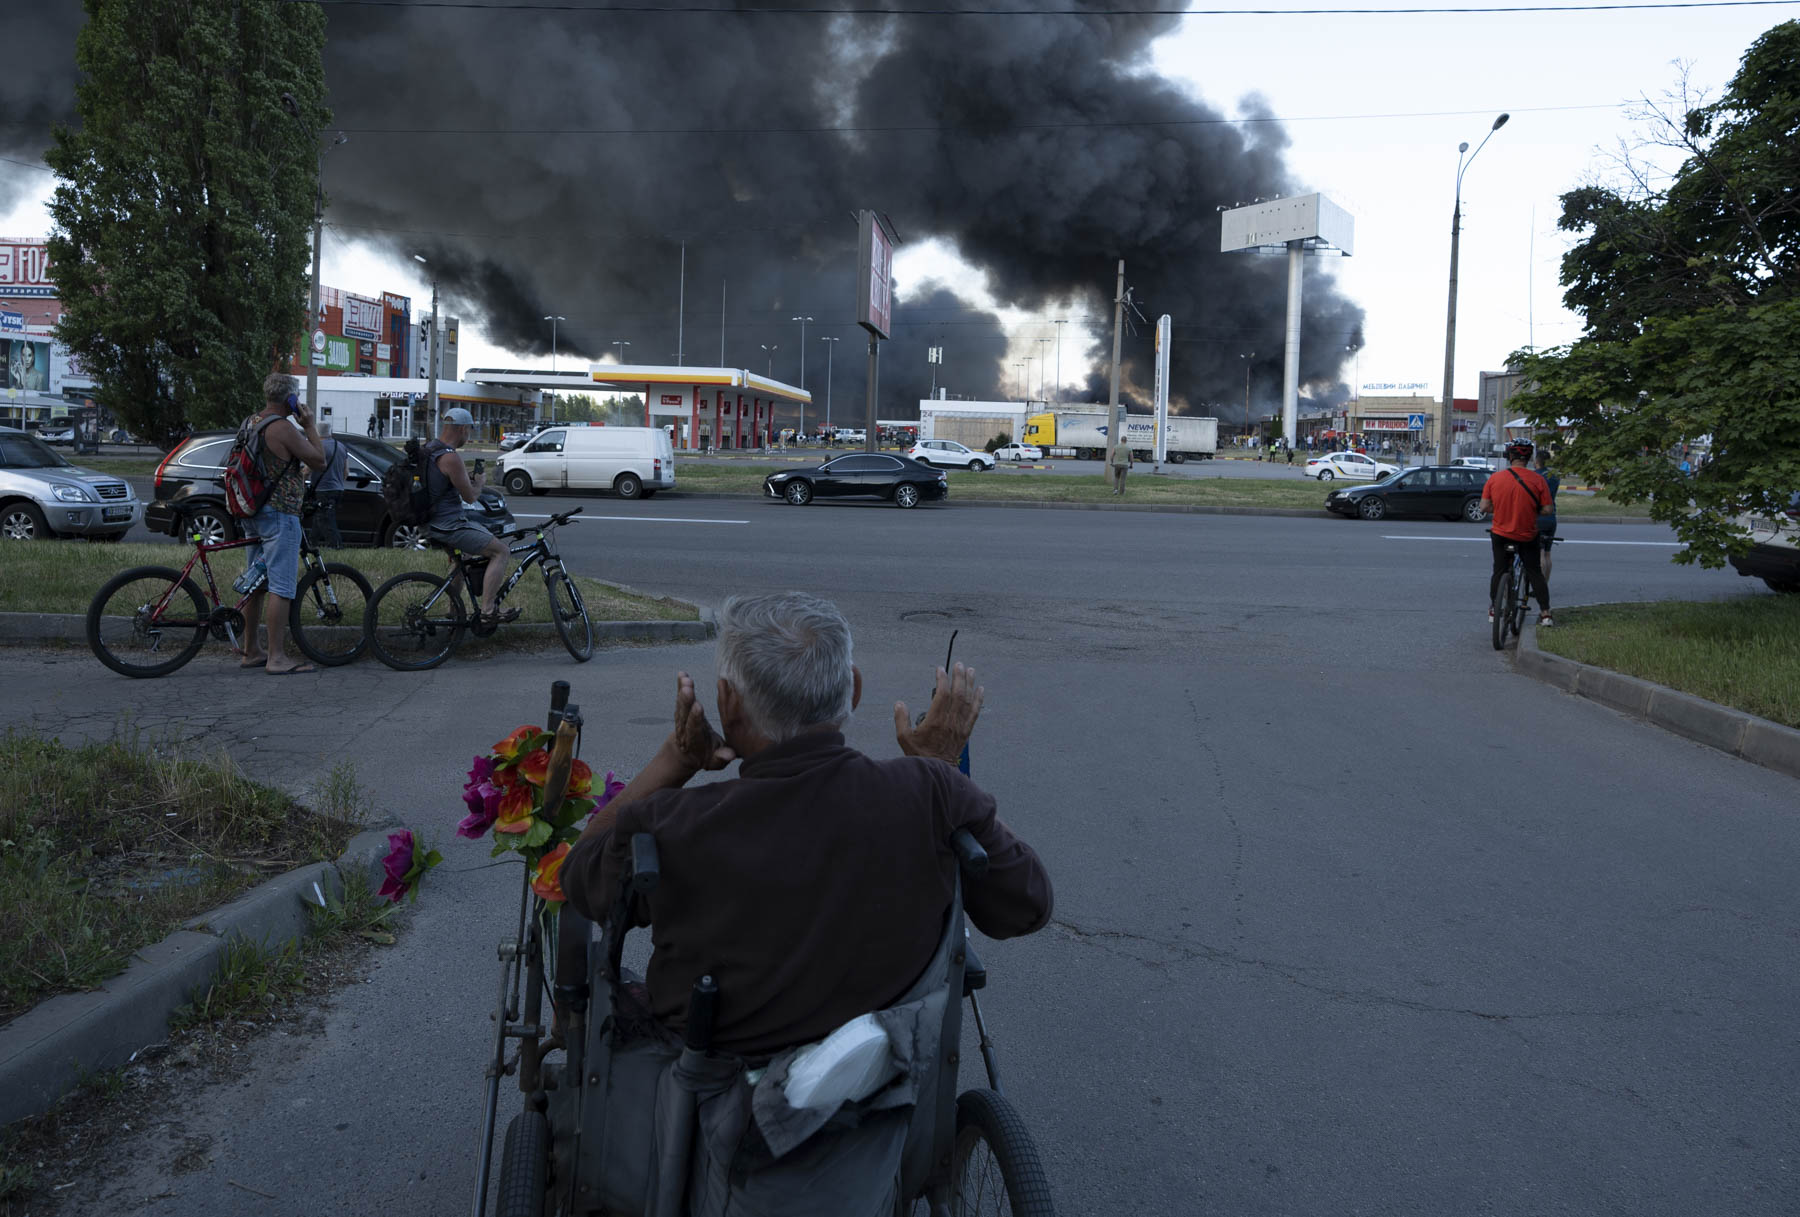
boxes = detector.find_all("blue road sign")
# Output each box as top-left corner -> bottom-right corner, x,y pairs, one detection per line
1406,413 -> 1426,430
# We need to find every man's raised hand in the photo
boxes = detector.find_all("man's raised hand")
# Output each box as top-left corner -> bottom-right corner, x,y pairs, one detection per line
672,671 -> 736,772
894,663 -> 984,767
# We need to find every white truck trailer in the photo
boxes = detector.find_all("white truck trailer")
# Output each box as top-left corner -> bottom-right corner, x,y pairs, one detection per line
1022,411 -> 1217,462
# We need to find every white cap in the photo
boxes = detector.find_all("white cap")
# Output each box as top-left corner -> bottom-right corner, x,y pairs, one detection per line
441,407 -> 475,426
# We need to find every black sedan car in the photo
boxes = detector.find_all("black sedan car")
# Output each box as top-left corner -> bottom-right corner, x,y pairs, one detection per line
764,453 -> 949,509
1325,464 -> 1489,522
146,431 -> 515,547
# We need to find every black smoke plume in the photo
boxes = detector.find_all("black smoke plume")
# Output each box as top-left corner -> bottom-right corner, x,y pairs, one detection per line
4,1 -> 1362,430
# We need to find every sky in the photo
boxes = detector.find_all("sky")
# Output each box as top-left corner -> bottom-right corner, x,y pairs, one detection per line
2,1 -> 1794,407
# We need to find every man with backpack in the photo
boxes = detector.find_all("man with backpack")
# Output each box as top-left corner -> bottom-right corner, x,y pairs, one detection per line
237,373 -> 327,674
427,407 -> 516,630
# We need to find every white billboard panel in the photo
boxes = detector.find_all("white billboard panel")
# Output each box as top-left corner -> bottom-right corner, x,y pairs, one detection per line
1220,193 -> 1354,255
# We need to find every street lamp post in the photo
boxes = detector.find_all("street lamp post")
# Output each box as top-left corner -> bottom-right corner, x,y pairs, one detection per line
1015,361 -> 1026,402
1036,338 -> 1052,402
760,343 -> 777,375
1440,112 -> 1510,465
1240,351 -> 1256,443
281,94 -> 346,422
821,336 -> 839,437
412,254 -> 438,434
791,316 -> 812,436
544,315 -> 566,424
1053,319 -> 1066,403
611,340 -> 631,363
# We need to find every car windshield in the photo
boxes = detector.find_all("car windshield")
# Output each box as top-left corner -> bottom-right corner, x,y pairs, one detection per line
0,433 -> 72,470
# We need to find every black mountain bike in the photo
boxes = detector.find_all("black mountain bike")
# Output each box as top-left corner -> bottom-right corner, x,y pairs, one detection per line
363,509 -> 593,670
1490,536 -> 1545,651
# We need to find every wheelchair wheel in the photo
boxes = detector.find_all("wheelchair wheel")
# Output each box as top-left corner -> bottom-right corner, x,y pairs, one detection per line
496,1110 -> 549,1217
948,1088 -> 1055,1216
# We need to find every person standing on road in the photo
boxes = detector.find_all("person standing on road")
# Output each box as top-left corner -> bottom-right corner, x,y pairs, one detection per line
1535,450 -> 1562,581
1109,432 -> 1132,495
366,413 -> 378,438
1479,439 -> 1554,628
428,407 -> 516,631
240,373 -> 327,675
309,434 -> 348,549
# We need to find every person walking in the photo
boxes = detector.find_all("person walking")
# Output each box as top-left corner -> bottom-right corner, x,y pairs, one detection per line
366,413 -> 378,438
239,373 -> 327,675
1110,432 -> 1132,495
1535,449 -> 1562,580
309,433 -> 348,549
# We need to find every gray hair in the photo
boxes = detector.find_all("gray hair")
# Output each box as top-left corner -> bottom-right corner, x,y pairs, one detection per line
264,372 -> 299,405
716,592 -> 855,742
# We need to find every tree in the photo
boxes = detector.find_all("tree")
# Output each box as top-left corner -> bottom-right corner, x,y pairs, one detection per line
1510,21 -> 1800,566
45,1 -> 328,448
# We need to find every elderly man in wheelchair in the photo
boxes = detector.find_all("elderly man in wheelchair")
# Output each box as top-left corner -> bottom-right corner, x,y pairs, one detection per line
492,591 -> 1054,1217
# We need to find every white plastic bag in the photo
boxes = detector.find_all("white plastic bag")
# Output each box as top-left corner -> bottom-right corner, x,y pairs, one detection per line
781,1014 -> 899,1111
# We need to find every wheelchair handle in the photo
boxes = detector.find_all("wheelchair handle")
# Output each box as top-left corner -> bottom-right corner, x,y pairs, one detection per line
950,828 -> 988,878
630,832 -> 660,894
685,975 -> 718,1052
547,680 -> 570,731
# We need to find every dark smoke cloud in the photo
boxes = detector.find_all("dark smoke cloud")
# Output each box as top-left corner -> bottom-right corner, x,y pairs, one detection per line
5,1 -> 1362,431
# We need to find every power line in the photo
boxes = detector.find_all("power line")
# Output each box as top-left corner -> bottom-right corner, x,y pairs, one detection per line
292,1 -> 1800,16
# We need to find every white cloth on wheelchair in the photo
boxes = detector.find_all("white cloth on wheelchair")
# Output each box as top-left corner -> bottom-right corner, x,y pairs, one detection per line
781,1014 -> 900,1111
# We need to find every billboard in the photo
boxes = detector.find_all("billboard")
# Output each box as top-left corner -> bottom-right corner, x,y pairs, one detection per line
856,210 -> 897,339
0,239 -> 55,298
3,337 -> 51,391
1220,194 -> 1355,255
299,286 -> 412,378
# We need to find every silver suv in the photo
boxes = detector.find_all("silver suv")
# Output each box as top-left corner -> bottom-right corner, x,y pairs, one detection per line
0,426 -> 141,541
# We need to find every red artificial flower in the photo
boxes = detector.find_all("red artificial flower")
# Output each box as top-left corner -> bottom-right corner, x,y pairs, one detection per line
532,842 -> 571,903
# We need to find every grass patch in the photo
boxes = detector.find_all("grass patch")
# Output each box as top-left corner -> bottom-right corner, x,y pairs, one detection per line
0,731 -> 365,1024
671,461 -> 1649,515
61,455 -> 163,477
1537,597 -> 1800,727
0,542 -> 697,622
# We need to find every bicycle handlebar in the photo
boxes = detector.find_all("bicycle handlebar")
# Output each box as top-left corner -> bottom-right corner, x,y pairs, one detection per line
499,506 -> 583,540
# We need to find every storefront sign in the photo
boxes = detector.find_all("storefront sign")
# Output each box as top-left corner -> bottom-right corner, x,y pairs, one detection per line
342,293 -> 383,341
1363,417 -> 1409,430
0,311 -> 22,332
660,394 -> 683,406
0,240 -> 54,298
1361,381 -> 1430,393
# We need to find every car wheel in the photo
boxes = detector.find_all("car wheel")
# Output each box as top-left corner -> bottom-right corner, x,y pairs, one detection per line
968,460 -> 983,472
503,469 -> 532,496
1171,452 -> 1187,464
1462,497 -> 1485,523
784,480 -> 813,506
387,521 -> 429,550
894,483 -> 921,509
1318,470 -> 1334,482
1357,497 -> 1386,520
1,502 -> 50,541
187,508 -> 237,545
1763,578 -> 1800,594
614,472 -> 644,500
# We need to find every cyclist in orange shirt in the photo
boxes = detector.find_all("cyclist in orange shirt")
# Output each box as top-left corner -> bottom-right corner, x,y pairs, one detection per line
1479,439 -> 1555,628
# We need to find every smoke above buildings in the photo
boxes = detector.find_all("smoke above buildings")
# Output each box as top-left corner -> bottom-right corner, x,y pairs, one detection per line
4,1 -> 1363,421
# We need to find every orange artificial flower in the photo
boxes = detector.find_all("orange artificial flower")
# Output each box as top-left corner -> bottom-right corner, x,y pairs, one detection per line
493,726 -> 544,762
567,758 -> 593,797
517,750 -> 592,796
493,780 -> 537,834
532,842 -> 571,903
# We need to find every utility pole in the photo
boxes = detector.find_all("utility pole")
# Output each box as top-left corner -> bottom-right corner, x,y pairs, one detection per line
676,243 -> 686,366
413,254 -> 438,434
1105,260 -> 1126,467
822,336 -> 839,436
1053,319 -> 1066,403
791,315 -> 812,435
718,279 -> 726,365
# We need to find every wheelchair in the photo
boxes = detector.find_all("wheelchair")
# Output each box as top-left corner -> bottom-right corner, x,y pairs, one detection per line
471,683 -> 1056,1217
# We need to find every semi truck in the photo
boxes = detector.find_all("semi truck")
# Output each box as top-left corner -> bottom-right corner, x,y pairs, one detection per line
1021,411 -> 1218,462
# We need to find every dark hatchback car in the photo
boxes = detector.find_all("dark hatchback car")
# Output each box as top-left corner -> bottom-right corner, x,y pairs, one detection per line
146,431 -> 514,547
1326,464 -> 1490,522
764,452 -> 949,509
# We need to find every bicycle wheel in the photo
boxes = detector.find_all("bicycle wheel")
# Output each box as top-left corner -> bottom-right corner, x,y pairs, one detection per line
545,568 -> 593,662
1492,568 -> 1517,651
365,571 -> 465,671
290,562 -> 372,667
86,565 -> 210,678
1512,562 -> 1534,638
947,1088 -> 1056,1217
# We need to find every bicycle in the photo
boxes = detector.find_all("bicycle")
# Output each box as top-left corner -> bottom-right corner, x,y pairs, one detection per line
86,500 -> 372,678
363,508 -> 593,670
1490,535 -> 1557,651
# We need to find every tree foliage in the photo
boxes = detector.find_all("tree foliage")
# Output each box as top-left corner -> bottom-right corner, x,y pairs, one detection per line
1510,21 -> 1800,566
45,0 -> 328,448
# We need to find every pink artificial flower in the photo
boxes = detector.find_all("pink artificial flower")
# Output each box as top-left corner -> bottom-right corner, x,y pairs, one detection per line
379,830 -> 416,902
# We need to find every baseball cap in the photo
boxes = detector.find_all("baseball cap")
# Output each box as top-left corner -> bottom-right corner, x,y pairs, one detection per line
442,407 -> 476,426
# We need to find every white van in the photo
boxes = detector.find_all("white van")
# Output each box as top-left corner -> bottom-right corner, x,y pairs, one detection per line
498,426 -> 675,499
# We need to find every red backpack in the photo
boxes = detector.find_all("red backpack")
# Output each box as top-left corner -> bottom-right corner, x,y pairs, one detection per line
221,416 -> 296,519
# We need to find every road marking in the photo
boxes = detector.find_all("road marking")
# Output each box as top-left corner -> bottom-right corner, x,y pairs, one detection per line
511,513 -> 749,525
1382,535 -> 1680,547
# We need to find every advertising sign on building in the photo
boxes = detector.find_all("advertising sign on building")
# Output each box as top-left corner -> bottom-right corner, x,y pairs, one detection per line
3,337 -> 52,391
1,311 -> 22,333
342,293 -> 384,341
0,239 -> 54,298
660,394 -> 682,406
856,210 -> 897,339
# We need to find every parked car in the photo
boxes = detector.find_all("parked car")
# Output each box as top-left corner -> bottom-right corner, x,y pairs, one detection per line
499,424 -> 547,452
1451,456 -> 1497,472
144,430 -> 514,548
1727,492 -> 1800,593
764,453 -> 948,509
908,439 -> 997,471
1325,465 -> 1489,522
993,442 -> 1043,462
37,427 -> 75,446
1305,451 -> 1400,482
0,426 -> 141,541
498,425 -> 673,499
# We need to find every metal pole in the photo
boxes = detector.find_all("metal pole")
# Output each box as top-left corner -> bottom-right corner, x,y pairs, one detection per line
1440,114 -> 1509,465
719,279 -> 726,365
1105,260 -> 1125,466
1053,319 -> 1065,404
428,278 -> 439,434
306,173 -> 323,417
1282,241 -> 1303,450
863,333 -> 879,453
676,242 -> 685,366
822,336 -> 837,435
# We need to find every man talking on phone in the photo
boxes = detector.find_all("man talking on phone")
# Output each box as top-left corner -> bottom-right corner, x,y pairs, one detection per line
240,373 -> 327,674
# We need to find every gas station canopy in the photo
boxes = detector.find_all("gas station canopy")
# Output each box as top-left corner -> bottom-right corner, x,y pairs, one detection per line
464,364 -> 811,450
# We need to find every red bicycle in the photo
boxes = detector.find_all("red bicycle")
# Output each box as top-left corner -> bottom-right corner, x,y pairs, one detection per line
85,501 -> 372,678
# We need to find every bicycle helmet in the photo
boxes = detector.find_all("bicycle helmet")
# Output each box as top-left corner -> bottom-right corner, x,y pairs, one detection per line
1504,439 -> 1535,464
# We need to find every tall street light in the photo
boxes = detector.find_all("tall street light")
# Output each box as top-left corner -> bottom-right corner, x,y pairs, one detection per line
543,315 -> 566,423
1440,112 -> 1510,465
1053,319 -> 1067,403
1036,338 -> 1052,402
761,343 -> 778,375
821,336 -> 839,436
281,93 -> 345,422
611,340 -> 631,363
412,254 -> 438,434
1240,351 -> 1256,441
791,315 -> 812,436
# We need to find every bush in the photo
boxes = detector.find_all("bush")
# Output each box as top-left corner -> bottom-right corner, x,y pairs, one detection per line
983,431 -> 1012,453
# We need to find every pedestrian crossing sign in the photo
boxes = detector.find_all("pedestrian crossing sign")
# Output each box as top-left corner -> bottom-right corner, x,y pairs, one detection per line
1406,413 -> 1426,430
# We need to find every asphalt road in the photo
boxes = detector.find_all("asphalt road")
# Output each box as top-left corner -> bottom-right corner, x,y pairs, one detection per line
9,494 -> 1797,1216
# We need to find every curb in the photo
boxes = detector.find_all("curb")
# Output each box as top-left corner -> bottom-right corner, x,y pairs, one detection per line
1511,628 -> 1800,781
0,826 -> 402,1129
0,612 -> 714,649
